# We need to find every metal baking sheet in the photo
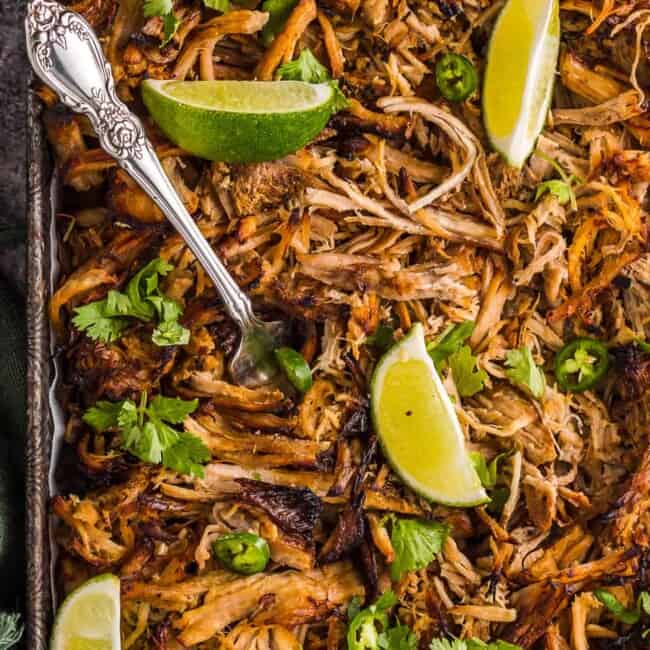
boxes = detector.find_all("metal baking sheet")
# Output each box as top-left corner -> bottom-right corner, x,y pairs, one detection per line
26,81 -> 55,650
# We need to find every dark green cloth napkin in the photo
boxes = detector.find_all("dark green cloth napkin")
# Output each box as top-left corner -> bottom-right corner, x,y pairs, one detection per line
0,279 -> 26,612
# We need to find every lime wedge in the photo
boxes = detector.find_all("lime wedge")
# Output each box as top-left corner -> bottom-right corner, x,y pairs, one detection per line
483,0 -> 560,167
370,323 -> 488,507
141,79 -> 336,162
51,574 -> 121,650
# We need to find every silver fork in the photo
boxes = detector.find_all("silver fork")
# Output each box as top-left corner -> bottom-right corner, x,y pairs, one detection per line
25,0 -> 287,387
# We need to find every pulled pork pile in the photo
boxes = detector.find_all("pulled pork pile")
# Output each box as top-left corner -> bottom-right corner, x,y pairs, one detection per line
44,0 -> 650,647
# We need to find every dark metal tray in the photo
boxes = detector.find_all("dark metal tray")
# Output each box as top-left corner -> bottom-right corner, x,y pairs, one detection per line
26,83 -> 54,650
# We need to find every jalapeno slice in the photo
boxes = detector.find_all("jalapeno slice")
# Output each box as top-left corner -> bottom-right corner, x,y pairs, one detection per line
435,53 -> 478,102
212,532 -> 270,575
555,337 -> 609,393
347,609 -> 390,650
274,347 -> 313,392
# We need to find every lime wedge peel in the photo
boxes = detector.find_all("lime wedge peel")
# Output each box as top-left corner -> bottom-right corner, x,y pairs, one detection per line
371,323 -> 488,507
483,0 -> 560,168
51,573 -> 121,650
142,79 -> 336,163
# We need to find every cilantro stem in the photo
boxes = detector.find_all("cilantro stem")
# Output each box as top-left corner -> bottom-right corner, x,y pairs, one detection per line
138,390 -> 148,428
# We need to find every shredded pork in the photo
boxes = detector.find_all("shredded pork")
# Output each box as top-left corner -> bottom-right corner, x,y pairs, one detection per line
44,0 -> 650,648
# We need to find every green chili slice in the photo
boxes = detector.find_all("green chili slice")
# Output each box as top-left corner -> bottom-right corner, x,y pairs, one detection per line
274,347 -> 313,392
435,53 -> 478,102
555,337 -> 609,393
212,532 -> 270,575
347,609 -> 389,650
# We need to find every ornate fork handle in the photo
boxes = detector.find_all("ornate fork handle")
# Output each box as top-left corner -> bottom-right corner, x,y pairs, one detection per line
25,0 -> 257,331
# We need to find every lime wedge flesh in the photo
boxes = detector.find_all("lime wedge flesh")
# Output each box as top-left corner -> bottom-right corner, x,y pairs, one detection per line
141,79 -> 336,162
371,324 -> 488,507
483,0 -> 560,167
51,574 -> 121,650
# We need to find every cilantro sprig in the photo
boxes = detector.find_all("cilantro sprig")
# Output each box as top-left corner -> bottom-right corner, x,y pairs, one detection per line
534,151 -> 583,212
427,321 -> 475,371
278,48 -> 330,83
83,392 -> 210,478
427,321 -> 486,397
72,258 -> 190,347
504,347 -> 546,400
389,516 -> 449,581
277,48 -> 349,111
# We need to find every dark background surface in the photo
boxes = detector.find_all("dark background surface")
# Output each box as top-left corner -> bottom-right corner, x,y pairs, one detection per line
1,0 -> 28,295
0,0 -> 29,614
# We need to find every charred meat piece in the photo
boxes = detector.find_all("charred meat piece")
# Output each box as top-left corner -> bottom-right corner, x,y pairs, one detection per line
319,502 -> 365,564
67,331 -> 177,403
319,437 -> 376,563
235,478 -> 323,538
612,344 -> 650,401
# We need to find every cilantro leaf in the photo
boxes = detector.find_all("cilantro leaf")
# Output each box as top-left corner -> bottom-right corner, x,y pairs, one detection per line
148,395 -> 199,424
72,300 -> 129,343
131,420 -> 178,464
389,517 -> 449,581
373,591 -> 399,610
148,295 -> 183,323
278,48 -> 330,83
366,324 -> 395,351
486,487 -> 510,515
203,0 -> 230,12
261,0 -> 298,44
144,0 -> 173,17
330,82 -> 350,111
378,625 -> 418,649
162,12 -> 180,46
640,591 -> 650,615
428,321 -> 475,371
125,258 -> 173,321
449,345 -> 487,397
469,452 -> 493,488
347,596 -> 363,621
162,432 -> 211,478
117,400 -> 139,432
103,290 -> 135,317
504,347 -> 546,399
594,589 -> 641,625
82,400 -> 124,431
469,451 -> 510,489
152,319 -> 190,346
